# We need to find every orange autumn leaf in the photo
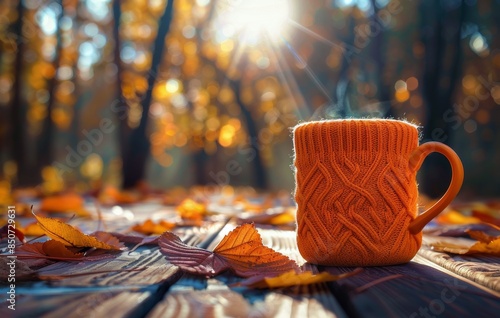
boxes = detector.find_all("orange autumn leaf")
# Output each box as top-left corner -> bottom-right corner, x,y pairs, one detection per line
159,223 -> 299,277
436,210 -> 481,225
176,199 -> 206,220
23,222 -> 46,236
33,212 -> 122,250
467,237 -> 500,257
238,268 -> 362,289
40,193 -> 89,216
42,240 -> 83,258
99,186 -> 140,205
238,208 -> 296,226
132,219 -> 176,235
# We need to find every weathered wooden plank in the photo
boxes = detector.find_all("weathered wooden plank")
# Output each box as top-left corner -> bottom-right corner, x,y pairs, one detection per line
323,256 -> 500,318
147,225 -> 347,318
419,235 -> 500,292
0,290 -> 154,317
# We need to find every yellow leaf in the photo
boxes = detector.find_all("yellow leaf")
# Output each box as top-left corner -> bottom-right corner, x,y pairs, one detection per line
33,212 -> 121,250
176,199 -> 206,220
239,268 -> 362,289
468,237 -> 500,257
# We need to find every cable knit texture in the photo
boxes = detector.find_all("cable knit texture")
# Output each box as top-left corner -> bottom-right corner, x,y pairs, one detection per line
293,119 -> 422,266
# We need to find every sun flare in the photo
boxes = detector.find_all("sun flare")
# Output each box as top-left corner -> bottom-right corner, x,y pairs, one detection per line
219,0 -> 291,42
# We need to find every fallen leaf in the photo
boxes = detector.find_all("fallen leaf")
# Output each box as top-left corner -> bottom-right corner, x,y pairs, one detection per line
429,233 -> 500,257
90,231 -> 125,249
237,268 -> 362,289
98,186 -> 140,205
237,208 -> 295,226
40,193 -> 89,216
468,237 -> 500,256
16,241 -> 82,260
436,210 -> 481,225
15,241 -> 118,262
97,231 -> 159,245
0,224 -> 25,242
159,223 -> 298,277
22,222 -> 46,237
33,211 -> 122,250
131,219 -> 176,235
467,230 -> 497,243
176,199 -> 206,220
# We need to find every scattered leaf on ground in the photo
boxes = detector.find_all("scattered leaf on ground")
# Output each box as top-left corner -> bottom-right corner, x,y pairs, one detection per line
16,241 -> 82,260
40,193 -> 89,216
467,230 -> 497,243
436,210 -> 481,225
176,199 -> 206,220
33,211 -> 122,250
237,268 -> 362,289
159,223 -> 298,277
429,232 -> 500,257
22,222 -> 46,237
99,186 -> 140,205
0,224 -> 25,242
131,219 -> 176,235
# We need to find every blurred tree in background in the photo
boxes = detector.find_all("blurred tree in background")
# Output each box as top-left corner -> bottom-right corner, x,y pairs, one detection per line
0,0 -> 499,197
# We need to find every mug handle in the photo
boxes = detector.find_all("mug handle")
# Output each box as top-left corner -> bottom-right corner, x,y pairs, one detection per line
407,142 -> 464,234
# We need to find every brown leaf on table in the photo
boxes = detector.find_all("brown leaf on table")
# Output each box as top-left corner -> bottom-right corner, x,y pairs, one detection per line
176,199 -> 206,221
467,230 -> 498,243
0,224 -> 25,242
17,241 -> 82,259
159,223 -> 299,277
33,211 -> 122,250
40,193 -> 89,216
236,268 -> 363,289
429,233 -> 500,257
131,219 -> 176,235
90,231 -> 125,249
15,240 -> 119,263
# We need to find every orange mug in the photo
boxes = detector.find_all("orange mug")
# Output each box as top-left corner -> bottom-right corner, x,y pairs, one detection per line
293,119 -> 464,266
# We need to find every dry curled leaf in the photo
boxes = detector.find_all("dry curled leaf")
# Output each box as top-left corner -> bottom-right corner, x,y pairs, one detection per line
159,223 -> 298,277
237,268 -> 362,289
33,211 -> 122,250
131,219 -> 176,235
39,193 -> 89,216
430,231 -> 500,257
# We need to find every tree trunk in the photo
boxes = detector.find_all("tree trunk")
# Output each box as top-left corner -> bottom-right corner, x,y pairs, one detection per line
121,0 -> 175,189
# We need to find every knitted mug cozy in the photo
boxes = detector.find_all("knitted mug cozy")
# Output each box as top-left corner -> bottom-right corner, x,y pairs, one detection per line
293,119 -> 463,266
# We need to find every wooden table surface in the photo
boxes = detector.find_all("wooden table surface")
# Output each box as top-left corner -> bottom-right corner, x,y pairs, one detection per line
1,202 -> 499,318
